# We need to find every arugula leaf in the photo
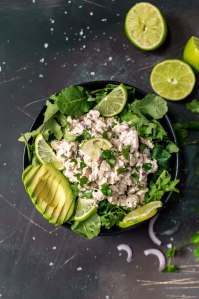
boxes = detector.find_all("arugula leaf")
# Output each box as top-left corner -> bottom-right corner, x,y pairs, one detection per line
71,212 -> 101,239
98,200 -> 128,229
43,100 -> 59,123
145,170 -> 179,202
186,99 -> 199,113
56,86 -> 92,116
166,142 -> 179,153
152,145 -> 171,168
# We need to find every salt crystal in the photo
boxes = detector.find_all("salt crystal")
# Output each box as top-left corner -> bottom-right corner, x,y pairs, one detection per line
44,43 -> 49,48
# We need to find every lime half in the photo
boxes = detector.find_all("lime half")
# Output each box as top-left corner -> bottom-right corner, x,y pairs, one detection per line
125,2 -> 167,51
80,138 -> 112,161
35,134 -> 64,170
95,84 -> 127,117
150,59 -> 196,100
73,198 -> 97,222
183,36 -> 199,74
118,201 -> 163,228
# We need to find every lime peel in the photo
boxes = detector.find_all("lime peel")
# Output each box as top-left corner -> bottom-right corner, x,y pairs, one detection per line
183,36 -> 199,74
73,198 -> 97,222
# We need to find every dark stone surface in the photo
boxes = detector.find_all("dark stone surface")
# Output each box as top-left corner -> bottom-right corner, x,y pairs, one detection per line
0,1 -> 199,298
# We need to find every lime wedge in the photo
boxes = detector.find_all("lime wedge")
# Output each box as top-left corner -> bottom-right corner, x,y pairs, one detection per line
35,134 -> 64,170
150,59 -> 196,101
73,198 -> 97,222
118,201 -> 163,228
125,2 -> 167,51
95,84 -> 127,117
183,36 -> 199,74
80,137 -> 112,161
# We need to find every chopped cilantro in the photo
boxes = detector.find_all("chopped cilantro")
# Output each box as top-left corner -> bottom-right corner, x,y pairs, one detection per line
75,174 -> 88,186
139,143 -> 146,153
70,158 -> 78,164
164,263 -> 178,273
132,172 -> 139,181
80,160 -> 87,169
101,184 -> 112,197
71,182 -> 79,197
117,167 -> 126,175
122,145 -> 131,160
101,150 -> 116,167
79,191 -> 93,199
112,122 -> 117,127
186,99 -> 199,113
143,163 -> 152,171
102,131 -> 109,139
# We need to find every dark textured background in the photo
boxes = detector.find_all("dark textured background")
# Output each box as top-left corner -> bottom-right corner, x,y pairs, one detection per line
0,1 -> 199,298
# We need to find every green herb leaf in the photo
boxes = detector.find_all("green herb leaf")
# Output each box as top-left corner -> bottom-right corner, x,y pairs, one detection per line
190,231 -> 199,245
166,247 -> 177,258
186,99 -> 199,113
56,86 -> 92,116
193,247 -> 199,261
164,263 -> 178,273
80,160 -> 87,169
122,145 -> 131,160
101,150 -> 116,167
101,184 -> 112,197
117,167 -> 126,175
166,142 -> 179,153
43,100 -> 59,123
143,163 -> 152,171
152,145 -> 171,168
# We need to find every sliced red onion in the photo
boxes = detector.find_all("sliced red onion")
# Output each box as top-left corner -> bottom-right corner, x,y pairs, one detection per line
144,248 -> 166,272
117,244 -> 132,263
148,214 -> 162,246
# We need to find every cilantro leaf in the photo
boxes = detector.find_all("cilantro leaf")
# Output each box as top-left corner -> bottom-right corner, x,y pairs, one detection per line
98,200 -> 128,229
193,247 -> 199,261
122,145 -> 131,160
164,263 -> 178,272
117,167 -> 126,175
56,86 -> 92,116
43,100 -> 59,123
152,145 -> 171,168
166,142 -> 179,153
186,99 -> 199,113
101,150 -> 116,167
190,231 -> 199,245
101,184 -> 112,197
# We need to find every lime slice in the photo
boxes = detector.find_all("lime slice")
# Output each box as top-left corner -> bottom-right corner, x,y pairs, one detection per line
73,198 -> 97,222
125,2 -> 167,51
118,201 -> 163,228
81,138 -> 112,161
35,134 -> 64,170
95,84 -> 127,117
150,59 -> 196,101
183,36 -> 199,74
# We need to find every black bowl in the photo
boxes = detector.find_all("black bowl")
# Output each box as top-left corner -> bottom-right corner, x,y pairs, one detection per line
23,80 -> 179,236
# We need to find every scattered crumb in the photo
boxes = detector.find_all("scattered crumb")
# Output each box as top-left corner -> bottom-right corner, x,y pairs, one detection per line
32,236 -> 36,241
49,262 -> 54,267
90,12 -> 93,16
44,43 -> 49,48
90,72 -> 95,76
101,19 -> 107,22
167,243 -> 172,248
39,58 -> 44,63
77,267 -> 82,271
50,18 -> 55,24
39,74 -> 44,78
52,246 -> 56,250
108,57 -> 113,61
3,163 -> 7,166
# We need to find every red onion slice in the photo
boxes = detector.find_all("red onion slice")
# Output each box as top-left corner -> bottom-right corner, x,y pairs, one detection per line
148,215 -> 162,246
144,248 -> 166,271
117,244 -> 132,263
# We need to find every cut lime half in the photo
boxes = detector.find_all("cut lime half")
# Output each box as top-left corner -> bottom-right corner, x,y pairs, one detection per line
183,36 -> 199,74
73,198 -> 97,222
118,201 -> 162,228
125,2 -> 167,51
150,59 -> 196,100
35,134 -> 64,170
95,84 -> 127,117
80,138 -> 112,161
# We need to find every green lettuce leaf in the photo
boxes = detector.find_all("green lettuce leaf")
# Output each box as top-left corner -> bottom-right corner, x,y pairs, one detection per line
152,145 -> 171,168
71,212 -> 101,239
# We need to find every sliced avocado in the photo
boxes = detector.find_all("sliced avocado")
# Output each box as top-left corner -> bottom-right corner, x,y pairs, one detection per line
23,165 -> 41,187
22,163 -> 75,226
55,190 -> 75,226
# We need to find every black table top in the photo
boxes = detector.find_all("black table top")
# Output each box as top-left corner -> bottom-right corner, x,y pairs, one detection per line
0,1 -> 199,298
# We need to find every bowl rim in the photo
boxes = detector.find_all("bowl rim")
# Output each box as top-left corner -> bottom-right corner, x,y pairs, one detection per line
23,80 -> 179,236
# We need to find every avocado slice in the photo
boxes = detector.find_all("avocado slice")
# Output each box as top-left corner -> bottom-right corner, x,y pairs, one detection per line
22,163 -> 75,226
